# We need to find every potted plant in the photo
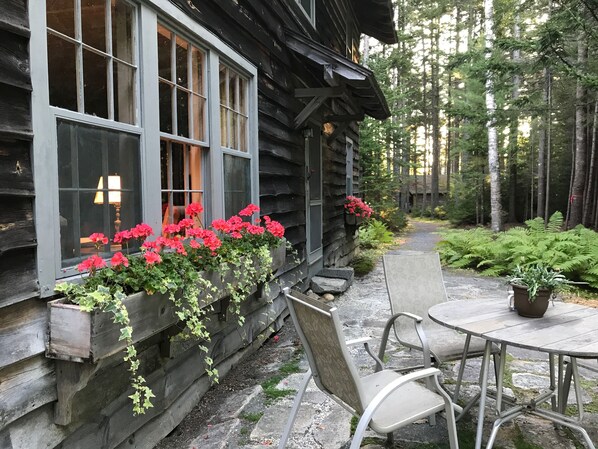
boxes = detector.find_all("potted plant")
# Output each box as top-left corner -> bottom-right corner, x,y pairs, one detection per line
507,264 -> 570,318
344,195 -> 373,226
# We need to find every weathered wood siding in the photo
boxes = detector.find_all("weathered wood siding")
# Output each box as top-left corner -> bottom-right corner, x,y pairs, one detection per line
0,0 -> 364,447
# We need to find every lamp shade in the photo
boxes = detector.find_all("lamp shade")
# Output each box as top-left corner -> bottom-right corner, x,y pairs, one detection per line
94,175 -> 122,205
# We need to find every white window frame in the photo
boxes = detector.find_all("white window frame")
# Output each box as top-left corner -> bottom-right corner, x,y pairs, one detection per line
346,137 -> 354,196
296,0 -> 316,25
31,0 -> 259,297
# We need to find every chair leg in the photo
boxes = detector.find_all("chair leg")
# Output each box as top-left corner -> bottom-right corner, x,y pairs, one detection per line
278,369 -> 312,449
349,415 -> 370,449
386,432 -> 394,446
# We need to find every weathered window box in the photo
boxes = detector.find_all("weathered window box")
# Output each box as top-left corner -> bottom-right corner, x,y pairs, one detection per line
46,244 -> 286,363
45,244 -> 285,425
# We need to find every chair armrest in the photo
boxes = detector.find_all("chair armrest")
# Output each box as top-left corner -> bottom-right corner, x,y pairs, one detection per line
346,337 -> 385,372
376,312 -> 432,372
346,337 -> 372,346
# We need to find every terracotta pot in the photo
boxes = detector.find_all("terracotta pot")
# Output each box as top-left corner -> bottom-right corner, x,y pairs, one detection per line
512,284 -> 552,318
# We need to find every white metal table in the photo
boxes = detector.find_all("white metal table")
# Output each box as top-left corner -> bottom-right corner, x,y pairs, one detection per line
429,297 -> 598,449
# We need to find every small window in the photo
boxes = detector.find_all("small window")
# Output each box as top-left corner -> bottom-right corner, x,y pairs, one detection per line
160,140 -> 205,226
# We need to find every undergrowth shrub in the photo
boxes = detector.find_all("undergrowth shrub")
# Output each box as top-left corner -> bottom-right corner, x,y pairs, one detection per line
351,252 -> 376,276
437,212 -> 598,289
358,219 -> 394,249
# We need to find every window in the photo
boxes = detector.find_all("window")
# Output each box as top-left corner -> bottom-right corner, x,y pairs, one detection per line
32,0 -> 258,294
47,0 -> 137,124
44,0 -> 142,276
346,137 -> 354,196
57,120 -> 141,267
296,0 -> 315,24
220,64 -> 251,217
158,25 -> 207,225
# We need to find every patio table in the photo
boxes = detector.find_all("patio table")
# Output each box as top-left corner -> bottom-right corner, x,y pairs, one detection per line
428,297 -> 598,449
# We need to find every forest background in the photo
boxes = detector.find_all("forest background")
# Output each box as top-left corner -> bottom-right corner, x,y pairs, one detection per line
359,0 -> 598,232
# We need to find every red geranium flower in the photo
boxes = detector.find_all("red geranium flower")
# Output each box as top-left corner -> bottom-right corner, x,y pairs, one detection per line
238,204 -> 260,217
185,202 -> 204,218
111,252 -> 129,268
144,251 -> 162,265
131,223 -> 153,240
77,255 -> 106,273
114,230 -> 133,244
89,233 -> 108,245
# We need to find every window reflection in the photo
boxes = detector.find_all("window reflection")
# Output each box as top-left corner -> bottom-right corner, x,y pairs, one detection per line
57,120 -> 141,268
46,0 -> 137,124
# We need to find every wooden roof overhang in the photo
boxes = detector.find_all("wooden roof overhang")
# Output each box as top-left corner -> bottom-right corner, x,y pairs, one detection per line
285,28 -> 391,134
352,0 -> 397,45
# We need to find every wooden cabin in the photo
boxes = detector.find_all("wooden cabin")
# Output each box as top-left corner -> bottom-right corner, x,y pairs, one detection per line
0,1 -> 394,447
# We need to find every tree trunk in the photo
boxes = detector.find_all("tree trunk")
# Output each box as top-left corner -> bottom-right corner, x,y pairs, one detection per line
431,18 -> 440,210
508,4 -> 521,223
484,0 -> 503,231
544,71 -> 552,223
583,96 -> 598,226
569,31 -> 588,228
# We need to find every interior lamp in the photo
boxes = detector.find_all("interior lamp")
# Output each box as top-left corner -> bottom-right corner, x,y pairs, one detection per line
94,175 -> 122,233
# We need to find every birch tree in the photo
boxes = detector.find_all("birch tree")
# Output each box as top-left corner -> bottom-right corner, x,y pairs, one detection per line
484,0 -> 503,231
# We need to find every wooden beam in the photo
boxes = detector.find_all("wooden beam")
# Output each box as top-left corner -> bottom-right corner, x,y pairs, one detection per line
323,113 -> 364,122
294,95 -> 328,129
294,86 -> 344,98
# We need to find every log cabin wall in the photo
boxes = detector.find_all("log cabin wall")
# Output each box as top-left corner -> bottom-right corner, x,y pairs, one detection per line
0,0 -> 367,447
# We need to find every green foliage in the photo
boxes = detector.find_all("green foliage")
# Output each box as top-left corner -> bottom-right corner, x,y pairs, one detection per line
358,219 -> 394,249
438,212 -> 598,291
377,207 -> 408,232
240,412 -> 263,423
351,253 -> 376,277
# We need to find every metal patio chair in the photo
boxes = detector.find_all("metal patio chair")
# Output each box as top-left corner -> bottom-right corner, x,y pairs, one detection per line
279,288 -> 459,449
379,252 -> 499,409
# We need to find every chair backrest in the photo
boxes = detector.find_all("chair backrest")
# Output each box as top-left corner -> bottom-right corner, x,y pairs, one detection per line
383,252 -> 448,333
283,288 -> 364,413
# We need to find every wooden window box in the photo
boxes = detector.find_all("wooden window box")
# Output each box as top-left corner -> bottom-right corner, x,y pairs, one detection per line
46,245 -> 285,425
46,244 -> 286,363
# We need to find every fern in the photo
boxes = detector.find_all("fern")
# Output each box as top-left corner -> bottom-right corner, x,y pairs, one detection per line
437,220 -> 598,294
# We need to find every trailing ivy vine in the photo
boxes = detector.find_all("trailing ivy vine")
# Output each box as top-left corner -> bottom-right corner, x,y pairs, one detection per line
54,203 -> 288,414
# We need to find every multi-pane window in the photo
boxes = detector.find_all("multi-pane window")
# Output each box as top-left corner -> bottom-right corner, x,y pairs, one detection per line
158,25 -> 207,225
46,0 -> 137,124
46,0 -> 141,275
34,0 -> 257,291
157,24 -> 206,140
57,120 -> 141,268
220,64 -> 251,217
219,65 -> 248,152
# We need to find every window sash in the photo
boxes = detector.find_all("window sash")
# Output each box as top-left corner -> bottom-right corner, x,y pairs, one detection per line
46,0 -> 139,124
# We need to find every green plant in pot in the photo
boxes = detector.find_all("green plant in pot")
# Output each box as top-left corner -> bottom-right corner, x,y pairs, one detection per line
507,264 -> 570,318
